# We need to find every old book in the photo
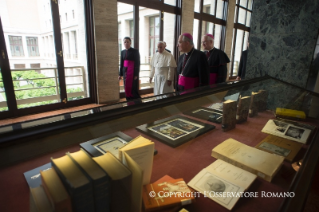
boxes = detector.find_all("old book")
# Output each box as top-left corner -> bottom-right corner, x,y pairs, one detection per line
261,119 -> 312,144
255,135 -> 303,162
236,96 -> 251,123
257,90 -> 268,112
222,100 -> 237,131
117,135 -> 154,212
211,138 -> 284,182
93,152 -> 132,212
24,163 -> 51,188
51,155 -> 95,212
142,178 -> 195,211
248,92 -> 259,117
40,168 -> 72,212
188,159 -> 257,210
67,149 -> 110,212
275,108 -> 306,120
30,186 -> 54,212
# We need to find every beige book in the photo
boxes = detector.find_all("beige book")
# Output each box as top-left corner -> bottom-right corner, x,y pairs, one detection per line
30,186 -> 54,212
211,138 -> 284,182
188,159 -> 257,210
261,119 -> 311,144
255,135 -> 303,162
118,135 -> 154,212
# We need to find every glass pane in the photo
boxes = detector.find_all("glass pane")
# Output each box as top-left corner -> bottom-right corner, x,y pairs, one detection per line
164,0 -> 176,6
0,0 -> 60,108
243,31 -> 249,51
58,0 -> 89,102
240,0 -> 248,7
216,0 -> 224,19
193,19 -> 200,49
200,21 -> 214,51
203,0 -> 215,16
246,11 -> 251,27
232,29 -> 244,76
248,0 -> 253,10
163,12 -> 176,56
194,0 -> 201,13
214,24 -> 222,49
0,68 -> 8,111
139,7 -> 160,89
238,8 -> 246,24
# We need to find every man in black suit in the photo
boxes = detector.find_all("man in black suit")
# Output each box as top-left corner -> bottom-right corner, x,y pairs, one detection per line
236,41 -> 249,80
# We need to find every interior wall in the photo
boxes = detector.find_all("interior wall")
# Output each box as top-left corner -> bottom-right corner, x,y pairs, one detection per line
245,0 -> 319,88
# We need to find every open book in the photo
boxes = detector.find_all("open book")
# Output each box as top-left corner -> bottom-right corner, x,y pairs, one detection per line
188,159 -> 257,210
118,135 -> 155,212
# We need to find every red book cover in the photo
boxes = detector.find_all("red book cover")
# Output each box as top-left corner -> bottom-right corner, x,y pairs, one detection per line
142,178 -> 195,211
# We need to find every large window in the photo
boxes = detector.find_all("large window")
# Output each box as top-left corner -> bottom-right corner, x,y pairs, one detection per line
149,16 -> 160,57
9,36 -> 24,57
193,0 -> 228,51
230,0 -> 253,78
0,0 -> 95,119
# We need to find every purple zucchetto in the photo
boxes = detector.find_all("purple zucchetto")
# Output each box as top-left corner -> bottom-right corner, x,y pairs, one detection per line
206,34 -> 214,39
182,33 -> 193,41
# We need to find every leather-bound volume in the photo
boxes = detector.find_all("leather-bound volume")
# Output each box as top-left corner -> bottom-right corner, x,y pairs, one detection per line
222,100 -> 237,131
258,90 -> 268,112
249,92 -> 259,117
142,178 -> 195,211
236,96 -> 251,123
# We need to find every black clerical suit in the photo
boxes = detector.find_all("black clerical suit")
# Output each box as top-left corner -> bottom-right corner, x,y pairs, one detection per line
205,48 -> 230,84
119,48 -> 141,100
176,48 -> 209,91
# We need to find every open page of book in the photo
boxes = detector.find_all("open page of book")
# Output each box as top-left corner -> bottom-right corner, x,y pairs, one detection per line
261,119 -> 311,144
119,135 -> 154,185
188,168 -> 245,210
123,152 -> 143,212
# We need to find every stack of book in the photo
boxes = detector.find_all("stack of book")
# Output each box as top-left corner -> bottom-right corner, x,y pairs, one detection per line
26,135 -> 155,212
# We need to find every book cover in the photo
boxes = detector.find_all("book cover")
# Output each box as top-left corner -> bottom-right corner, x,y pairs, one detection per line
30,186 -> 54,212
261,119 -> 311,144
40,168 -> 72,212
51,155 -> 95,212
222,100 -> 237,132
93,152 -> 132,212
211,138 -> 284,182
142,178 -> 195,211
67,149 -> 110,212
236,96 -> 250,123
188,159 -> 257,210
24,163 -> 51,188
255,135 -> 303,162
275,108 -> 306,119
248,92 -> 259,117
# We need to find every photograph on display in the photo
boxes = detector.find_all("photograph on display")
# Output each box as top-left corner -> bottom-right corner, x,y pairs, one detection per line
80,132 -> 133,157
259,142 -> 291,157
148,118 -> 203,141
93,137 -> 128,157
136,115 -> 215,147
261,119 -> 311,144
183,107 -> 223,124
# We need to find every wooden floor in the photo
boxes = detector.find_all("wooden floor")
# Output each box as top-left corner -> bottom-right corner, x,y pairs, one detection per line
0,93 -> 154,127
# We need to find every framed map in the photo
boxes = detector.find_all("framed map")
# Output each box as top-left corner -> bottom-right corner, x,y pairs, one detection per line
80,132 -> 133,157
136,115 -> 215,147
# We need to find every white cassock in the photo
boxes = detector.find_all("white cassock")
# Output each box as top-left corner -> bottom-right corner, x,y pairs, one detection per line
150,51 -> 177,96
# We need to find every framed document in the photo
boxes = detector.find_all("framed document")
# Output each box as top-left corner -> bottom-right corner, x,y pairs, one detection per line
136,115 -> 215,148
183,107 -> 223,124
80,132 -> 133,157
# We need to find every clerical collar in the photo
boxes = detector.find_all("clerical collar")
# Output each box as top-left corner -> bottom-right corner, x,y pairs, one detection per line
185,48 -> 194,56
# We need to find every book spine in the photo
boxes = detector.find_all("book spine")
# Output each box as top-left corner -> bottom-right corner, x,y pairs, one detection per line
249,93 -> 258,117
236,97 -> 250,123
222,101 -> 237,132
93,178 -> 110,212
211,151 -> 272,182
258,90 -> 268,112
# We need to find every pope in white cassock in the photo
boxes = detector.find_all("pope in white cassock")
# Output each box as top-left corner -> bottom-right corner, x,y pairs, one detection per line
149,41 -> 177,96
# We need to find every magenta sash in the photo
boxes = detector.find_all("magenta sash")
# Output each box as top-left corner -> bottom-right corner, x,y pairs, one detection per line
178,75 -> 199,90
209,73 -> 217,84
124,60 -> 134,98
